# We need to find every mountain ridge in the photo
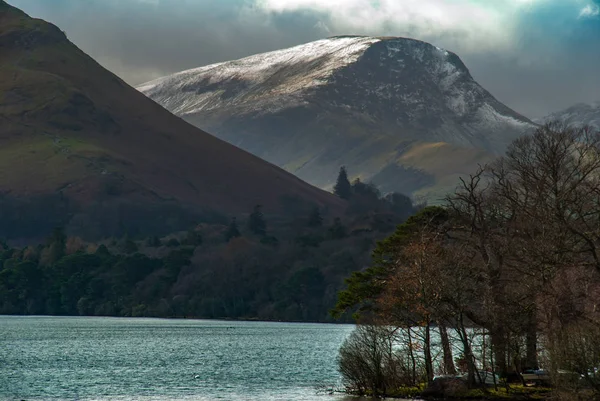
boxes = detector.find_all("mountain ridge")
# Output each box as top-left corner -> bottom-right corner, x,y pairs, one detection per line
0,0 -> 343,239
139,36 -> 536,198
539,101 -> 600,130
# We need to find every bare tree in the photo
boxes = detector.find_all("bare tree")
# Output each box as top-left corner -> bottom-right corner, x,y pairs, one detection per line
447,123 -> 600,383
338,324 -> 406,396
335,123 -> 600,397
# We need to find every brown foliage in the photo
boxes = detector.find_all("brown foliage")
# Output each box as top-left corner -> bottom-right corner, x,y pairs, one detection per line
446,123 -> 600,387
66,237 -> 85,255
342,124 -> 600,395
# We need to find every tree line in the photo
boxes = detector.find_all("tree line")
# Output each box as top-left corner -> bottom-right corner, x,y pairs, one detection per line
333,123 -> 600,399
0,170 -> 419,322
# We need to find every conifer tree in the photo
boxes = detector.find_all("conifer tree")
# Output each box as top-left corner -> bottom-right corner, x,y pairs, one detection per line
307,206 -> 323,227
334,166 -> 352,200
328,217 -> 347,239
248,205 -> 267,236
46,227 -> 66,264
225,217 -> 241,242
120,236 -> 138,254
146,236 -> 162,248
184,229 -> 203,246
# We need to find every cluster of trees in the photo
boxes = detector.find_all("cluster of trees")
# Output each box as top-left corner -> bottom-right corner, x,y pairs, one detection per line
224,205 -> 280,246
0,227 -> 197,317
0,175 -> 420,322
334,124 -> 600,399
334,166 -> 420,220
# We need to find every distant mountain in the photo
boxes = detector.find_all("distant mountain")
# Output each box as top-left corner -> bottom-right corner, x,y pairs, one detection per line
539,102 -> 600,130
139,36 -> 536,200
0,1 -> 341,239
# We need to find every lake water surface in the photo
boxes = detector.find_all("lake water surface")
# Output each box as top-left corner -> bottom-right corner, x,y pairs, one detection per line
0,316 -> 356,401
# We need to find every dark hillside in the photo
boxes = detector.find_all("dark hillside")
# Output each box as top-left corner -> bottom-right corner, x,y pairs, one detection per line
0,1 -> 342,239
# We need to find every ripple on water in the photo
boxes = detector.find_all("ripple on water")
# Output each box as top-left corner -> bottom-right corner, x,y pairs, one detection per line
0,316 -> 355,401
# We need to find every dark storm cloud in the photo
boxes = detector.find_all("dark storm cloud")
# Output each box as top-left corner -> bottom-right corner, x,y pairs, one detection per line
8,0 -> 327,84
463,1 -> 600,117
7,0 -> 600,117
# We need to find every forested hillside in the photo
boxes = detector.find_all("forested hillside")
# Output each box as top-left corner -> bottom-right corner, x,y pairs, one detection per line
0,172 -> 418,322
0,0 -> 341,241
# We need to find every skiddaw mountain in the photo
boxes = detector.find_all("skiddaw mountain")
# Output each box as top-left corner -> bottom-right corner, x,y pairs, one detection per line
0,1 -> 341,239
139,36 -> 536,199
540,102 -> 600,130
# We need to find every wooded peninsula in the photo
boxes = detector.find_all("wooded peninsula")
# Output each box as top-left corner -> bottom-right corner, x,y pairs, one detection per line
333,123 -> 600,400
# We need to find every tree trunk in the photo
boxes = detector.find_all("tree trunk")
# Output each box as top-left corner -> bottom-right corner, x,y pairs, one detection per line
424,322 -> 434,385
407,328 -> 417,386
491,329 -> 508,377
439,323 -> 457,375
458,315 -> 477,387
526,313 -> 538,369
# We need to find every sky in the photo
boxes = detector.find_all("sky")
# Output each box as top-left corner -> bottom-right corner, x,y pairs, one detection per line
8,0 -> 600,118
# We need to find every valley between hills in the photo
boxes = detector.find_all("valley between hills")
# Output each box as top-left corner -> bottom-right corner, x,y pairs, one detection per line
1,1 -> 600,399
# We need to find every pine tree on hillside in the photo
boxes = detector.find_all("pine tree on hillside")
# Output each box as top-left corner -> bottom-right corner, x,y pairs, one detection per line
307,206 -> 323,227
248,205 -> 267,236
328,217 -> 347,239
334,166 -> 352,200
352,178 -> 380,198
46,227 -> 66,264
146,236 -> 162,248
225,217 -> 241,242
184,229 -> 203,247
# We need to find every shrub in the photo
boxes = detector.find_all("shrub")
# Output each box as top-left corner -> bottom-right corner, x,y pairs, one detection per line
166,238 -> 180,247
328,218 -> 347,239
545,321 -> 600,395
338,325 -> 409,397
146,236 -> 162,247
183,229 -> 203,247
295,234 -> 324,248
119,238 -> 138,254
260,235 -> 279,247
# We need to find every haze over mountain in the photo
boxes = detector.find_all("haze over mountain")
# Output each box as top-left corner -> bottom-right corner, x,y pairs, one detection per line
139,37 -> 536,199
540,102 -> 600,130
0,1 -> 341,239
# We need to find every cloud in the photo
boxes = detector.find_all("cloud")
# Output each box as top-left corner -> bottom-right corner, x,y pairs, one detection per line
7,0 -> 600,117
8,0 -> 326,84
254,0 -> 600,116
580,4 -> 600,17
257,0 -> 599,54
257,0 -> 514,52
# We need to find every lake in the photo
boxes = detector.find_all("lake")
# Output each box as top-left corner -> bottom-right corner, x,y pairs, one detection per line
0,316 -> 356,401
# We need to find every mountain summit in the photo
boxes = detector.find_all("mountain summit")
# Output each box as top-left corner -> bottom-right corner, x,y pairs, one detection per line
0,1 -> 340,239
540,102 -> 600,130
139,36 -> 536,197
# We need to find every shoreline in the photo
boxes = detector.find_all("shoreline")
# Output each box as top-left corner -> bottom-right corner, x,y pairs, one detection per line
0,314 -> 355,325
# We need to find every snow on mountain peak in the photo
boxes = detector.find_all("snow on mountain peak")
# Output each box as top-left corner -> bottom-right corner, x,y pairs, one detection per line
137,36 -> 477,118
135,36 -> 539,198
138,36 -> 535,154
541,101 -> 600,130
139,36 -> 383,115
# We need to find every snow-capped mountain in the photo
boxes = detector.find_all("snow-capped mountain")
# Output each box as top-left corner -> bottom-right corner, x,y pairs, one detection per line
540,102 -> 600,130
139,36 -> 536,198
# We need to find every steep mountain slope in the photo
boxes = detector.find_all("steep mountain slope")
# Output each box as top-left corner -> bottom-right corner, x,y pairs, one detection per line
139,36 -> 536,198
0,1 -> 342,239
540,102 -> 600,130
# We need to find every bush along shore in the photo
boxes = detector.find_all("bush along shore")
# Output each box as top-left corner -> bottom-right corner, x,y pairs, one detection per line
332,124 -> 600,401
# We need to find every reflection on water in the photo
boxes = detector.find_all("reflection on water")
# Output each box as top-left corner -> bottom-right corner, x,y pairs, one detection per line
0,316 -> 356,401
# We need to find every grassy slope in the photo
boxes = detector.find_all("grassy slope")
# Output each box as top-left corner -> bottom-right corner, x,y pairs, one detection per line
0,1 -> 342,215
194,107 -> 495,200
281,130 -> 494,201
399,142 -> 495,202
